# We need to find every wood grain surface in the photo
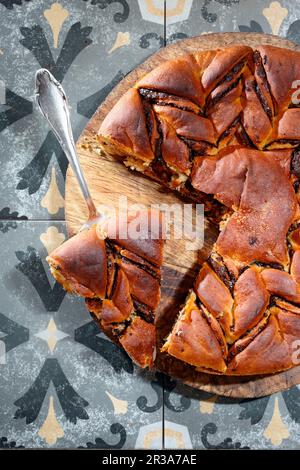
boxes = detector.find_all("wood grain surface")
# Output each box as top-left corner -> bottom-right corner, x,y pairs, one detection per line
66,33 -> 300,397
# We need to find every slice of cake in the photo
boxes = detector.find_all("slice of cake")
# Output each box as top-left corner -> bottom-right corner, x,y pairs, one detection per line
47,210 -> 164,368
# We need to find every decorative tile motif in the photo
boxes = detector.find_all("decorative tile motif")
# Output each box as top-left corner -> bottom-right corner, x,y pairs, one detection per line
164,421 -> 192,449
164,381 -> 300,449
262,1 -> 288,34
165,0 -> 300,45
38,395 -> 65,445
0,221 -> 163,448
35,318 -> 69,353
105,392 -> 128,415
108,31 -> 131,53
138,0 -> 165,25
39,225 -> 65,254
263,397 -> 290,445
40,167 -> 65,216
135,421 -> 163,449
199,394 -> 218,414
2,0 -> 300,450
43,2 -> 69,48
138,0 -> 194,25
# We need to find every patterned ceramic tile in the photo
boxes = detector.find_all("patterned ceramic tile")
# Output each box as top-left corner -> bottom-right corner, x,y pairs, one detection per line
3,0 -> 300,451
0,0 -> 164,221
163,380 -> 300,449
0,220 -> 163,448
165,0 -> 300,44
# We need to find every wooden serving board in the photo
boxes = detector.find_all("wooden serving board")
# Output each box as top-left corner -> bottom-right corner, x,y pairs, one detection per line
66,32 -> 300,398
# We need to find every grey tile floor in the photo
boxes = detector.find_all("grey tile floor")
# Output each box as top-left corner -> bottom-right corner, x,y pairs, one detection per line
1,0 -> 300,449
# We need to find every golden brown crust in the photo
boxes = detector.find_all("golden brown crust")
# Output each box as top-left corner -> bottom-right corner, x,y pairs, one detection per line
103,210 -> 164,267
154,105 -> 215,143
192,147 -> 297,266
117,258 -> 160,311
291,250 -> 300,283
100,299 -> 128,324
227,308 -> 300,375
277,109 -> 300,140
232,267 -> 269,341
256,45 -> 300,111
241,67 -> 272,146
119,317 -> 156,368
47,210 -> 164,369
137,55 -> 205,106
162,292 -> 227,372
201,45 -> 252,93
261,269 -> 300,303
194,263 -> 233,338
47,226 -> 107,298
159,116 -> 191,174
207,81 -> 243,138
99,88 -> 154,162
111,269 -> 134,318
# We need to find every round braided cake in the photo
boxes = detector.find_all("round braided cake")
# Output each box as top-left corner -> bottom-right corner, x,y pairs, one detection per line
49,44 -> 300,376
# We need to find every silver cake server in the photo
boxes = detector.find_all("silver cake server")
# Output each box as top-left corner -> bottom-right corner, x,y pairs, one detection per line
35,68 -> 102,230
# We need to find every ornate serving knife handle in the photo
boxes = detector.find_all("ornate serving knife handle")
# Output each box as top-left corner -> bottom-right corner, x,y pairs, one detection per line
35,68 -> 99,228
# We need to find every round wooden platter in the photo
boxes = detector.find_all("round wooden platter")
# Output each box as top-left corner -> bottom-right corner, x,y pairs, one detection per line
66,32 -> 300,398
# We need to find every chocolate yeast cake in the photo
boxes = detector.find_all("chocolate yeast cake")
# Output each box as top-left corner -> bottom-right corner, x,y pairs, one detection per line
47,210 -> 164,368
48,44 -> 300,376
